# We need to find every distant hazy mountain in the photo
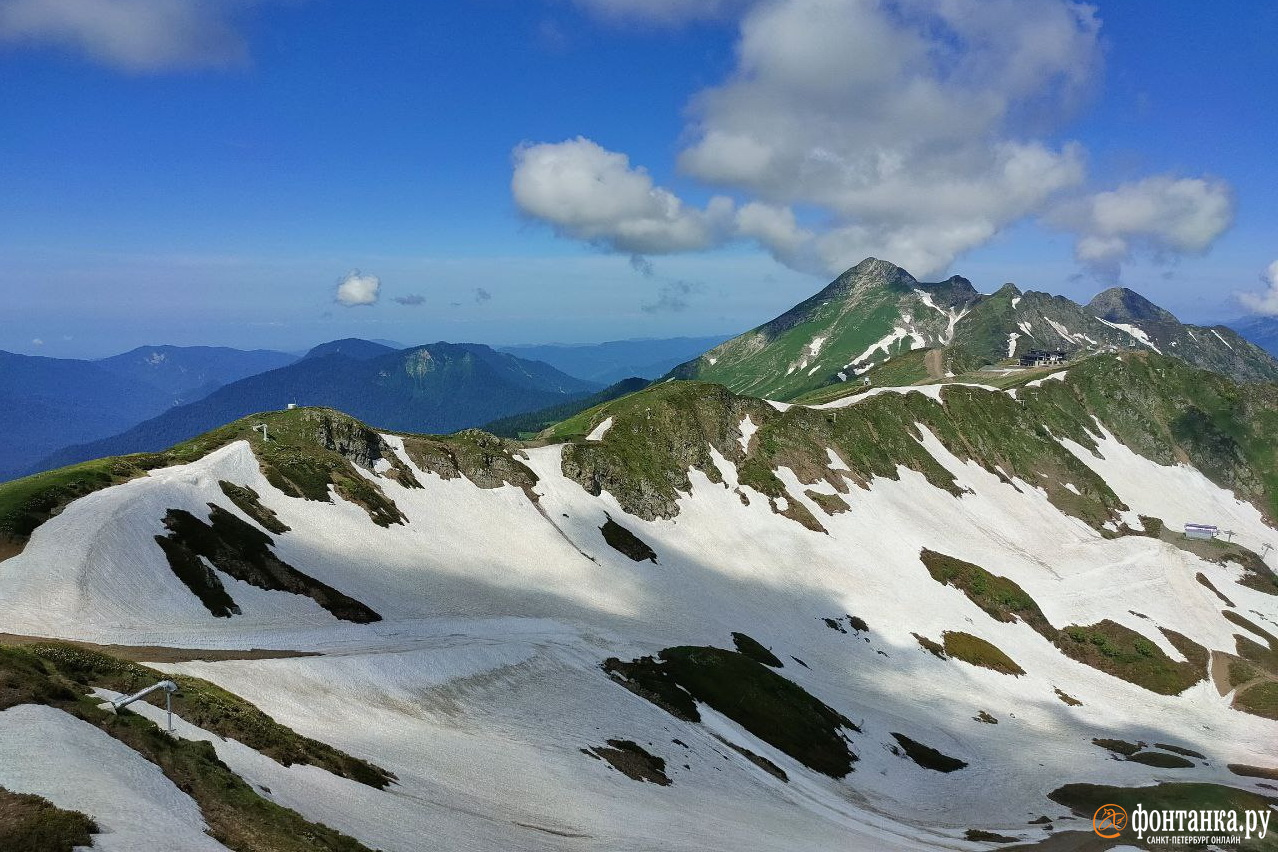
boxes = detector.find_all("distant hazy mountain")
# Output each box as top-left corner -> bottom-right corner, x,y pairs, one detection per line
0,351 -> 175,481
1229,315 -> 1278,357
36,342 -> 599,473
498,336 -> 731,384
483,376 -> 650,438
96,344 -> 297,402
301,338 -> 399,361
667,258 -> 1278,400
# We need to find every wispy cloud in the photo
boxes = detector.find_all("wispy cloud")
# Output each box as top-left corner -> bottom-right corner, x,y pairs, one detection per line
1051,175 -> 1234,281
641,279 -> 702,313
473,287 -> 492,303
393,293 -> 425,307
1240,260 -> 1278,316
573,0 -> 748,26
0,0 -> 253,72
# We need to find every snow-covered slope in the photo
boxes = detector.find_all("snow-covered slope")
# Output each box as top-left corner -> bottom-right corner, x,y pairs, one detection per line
1,354 -> 1276,851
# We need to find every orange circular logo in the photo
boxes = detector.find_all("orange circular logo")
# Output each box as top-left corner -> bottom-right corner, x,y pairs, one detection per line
1093,804 -> 1127,838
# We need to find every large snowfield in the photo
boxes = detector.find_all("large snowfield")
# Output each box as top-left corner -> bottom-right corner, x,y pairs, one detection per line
1,402 -> 1276,850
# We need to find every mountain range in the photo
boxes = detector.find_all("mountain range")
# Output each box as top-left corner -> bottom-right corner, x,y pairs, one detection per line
1230,315 -> 1278,358
0,345 -> 298,482
35,341 -> 599,474
1,338 -> 1276,850
497,336 -> 731,385
669,258 -> 1278,400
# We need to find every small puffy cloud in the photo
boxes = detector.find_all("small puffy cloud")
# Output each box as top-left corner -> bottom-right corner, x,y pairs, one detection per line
393,294 -> 425,307
512,137 -> 734,255
0,0 -> 249,72
641,280 -> 703,313
335,271 -> 380,307
1240,260 -> 1278,316
1053,175 -> 1234,279
31,337 -> 43,346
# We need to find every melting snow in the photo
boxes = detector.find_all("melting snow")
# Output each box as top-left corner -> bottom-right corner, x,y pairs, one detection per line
1096,318 -> 1162,354
0,705 -> 228,851
586,416 -> 614,442
1006,332 -> 1020,358
1025,370 -> 1068,388
738,415 -> 758,453
1211,329 -> 1233,350
846,327 -> 911,369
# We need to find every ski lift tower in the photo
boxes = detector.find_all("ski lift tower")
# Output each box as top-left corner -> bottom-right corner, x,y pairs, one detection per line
110,680 -> 179,732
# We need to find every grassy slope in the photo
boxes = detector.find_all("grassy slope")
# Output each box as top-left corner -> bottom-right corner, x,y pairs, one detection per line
546,353 -> 1278,533
684,300 -> 905,401
0,787 -> 97,852
483,377 -> 649,439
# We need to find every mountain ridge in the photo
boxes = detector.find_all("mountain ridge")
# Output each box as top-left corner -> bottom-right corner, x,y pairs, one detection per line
31,341 -> 599,476
668,258 -> 1278,400
1,349 -> 1276,851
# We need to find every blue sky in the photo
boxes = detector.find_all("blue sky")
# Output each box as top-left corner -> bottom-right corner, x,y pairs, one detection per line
1,0 -> 1275,357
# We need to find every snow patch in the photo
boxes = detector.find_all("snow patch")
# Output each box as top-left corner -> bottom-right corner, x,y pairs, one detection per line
738,415 -> 758,453
0,704 -> 228,851
1025,370 -> 1068,388
1096,318 -> 1163,354
586,417 -> 615,442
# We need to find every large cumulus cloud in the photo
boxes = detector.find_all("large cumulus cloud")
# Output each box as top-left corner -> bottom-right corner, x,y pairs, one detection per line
512,137 -> 734,255
516,0 -> 1234,280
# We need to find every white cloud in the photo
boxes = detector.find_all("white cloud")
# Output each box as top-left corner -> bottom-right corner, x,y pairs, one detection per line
672,0 -> 1098,275
31,337 -> 43,346
514,0 -> 1234,281
572,0 -> 749,26
0,0 -> 248,72
511,136 -> 734,255
1240,260 -> 1278,316
1053,175 -> 1234,278
335,271 -> 380,307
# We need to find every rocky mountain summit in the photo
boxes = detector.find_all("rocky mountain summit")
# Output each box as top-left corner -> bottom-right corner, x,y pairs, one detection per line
669,258 -> 1278,400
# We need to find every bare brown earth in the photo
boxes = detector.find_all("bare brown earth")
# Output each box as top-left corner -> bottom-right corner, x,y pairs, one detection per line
1211,650 -> 1234,696
0,633 -> 317,663
925,348 -> 945,380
